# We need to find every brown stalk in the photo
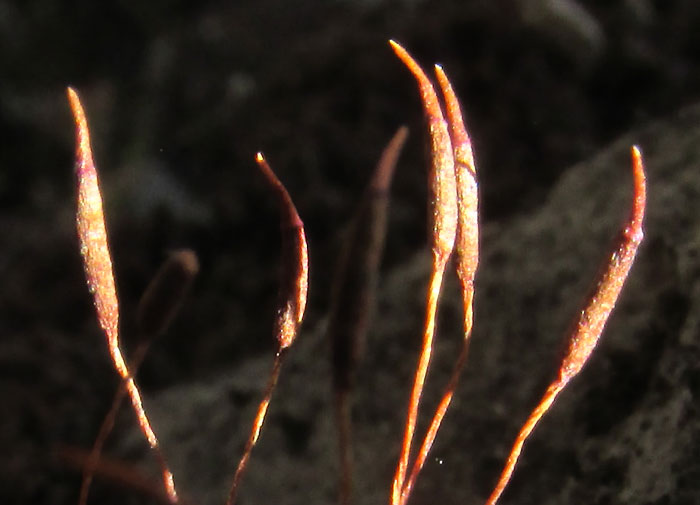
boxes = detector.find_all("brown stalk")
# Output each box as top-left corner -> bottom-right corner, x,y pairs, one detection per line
67,87 -> 178,503
328,126 -> 408,505
79,250 -> 199,505
485,146 -> 646,505
226,153 -> 309,505
57,445 -> 184,505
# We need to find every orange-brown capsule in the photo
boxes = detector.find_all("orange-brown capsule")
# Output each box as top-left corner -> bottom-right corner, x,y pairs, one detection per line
67,87 -> 123,374
390,40 -> 458,261
434,64 -> 478,334
255,153 -> 308,350
559,146 -> 645,380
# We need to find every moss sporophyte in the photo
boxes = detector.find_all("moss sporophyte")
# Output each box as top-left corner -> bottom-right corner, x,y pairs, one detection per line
63,40 -> 646,505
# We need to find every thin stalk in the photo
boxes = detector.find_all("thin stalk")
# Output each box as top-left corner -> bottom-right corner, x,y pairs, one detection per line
79,342 -> 149,505
226,350 -> 286,505
334,389 -> 353,505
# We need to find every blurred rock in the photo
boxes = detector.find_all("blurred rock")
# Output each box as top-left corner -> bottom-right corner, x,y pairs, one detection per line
518,0 -> 605,65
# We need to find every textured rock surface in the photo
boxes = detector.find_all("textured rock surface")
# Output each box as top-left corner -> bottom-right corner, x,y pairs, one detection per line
133,103 -> 700,505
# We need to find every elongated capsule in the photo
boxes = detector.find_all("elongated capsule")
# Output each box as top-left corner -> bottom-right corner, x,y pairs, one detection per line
389,40 -> 458,262
67,87 -> 123,374
255,152 -> 308,350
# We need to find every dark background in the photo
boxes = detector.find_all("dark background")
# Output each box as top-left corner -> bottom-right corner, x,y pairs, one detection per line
1,0 -> 699,504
